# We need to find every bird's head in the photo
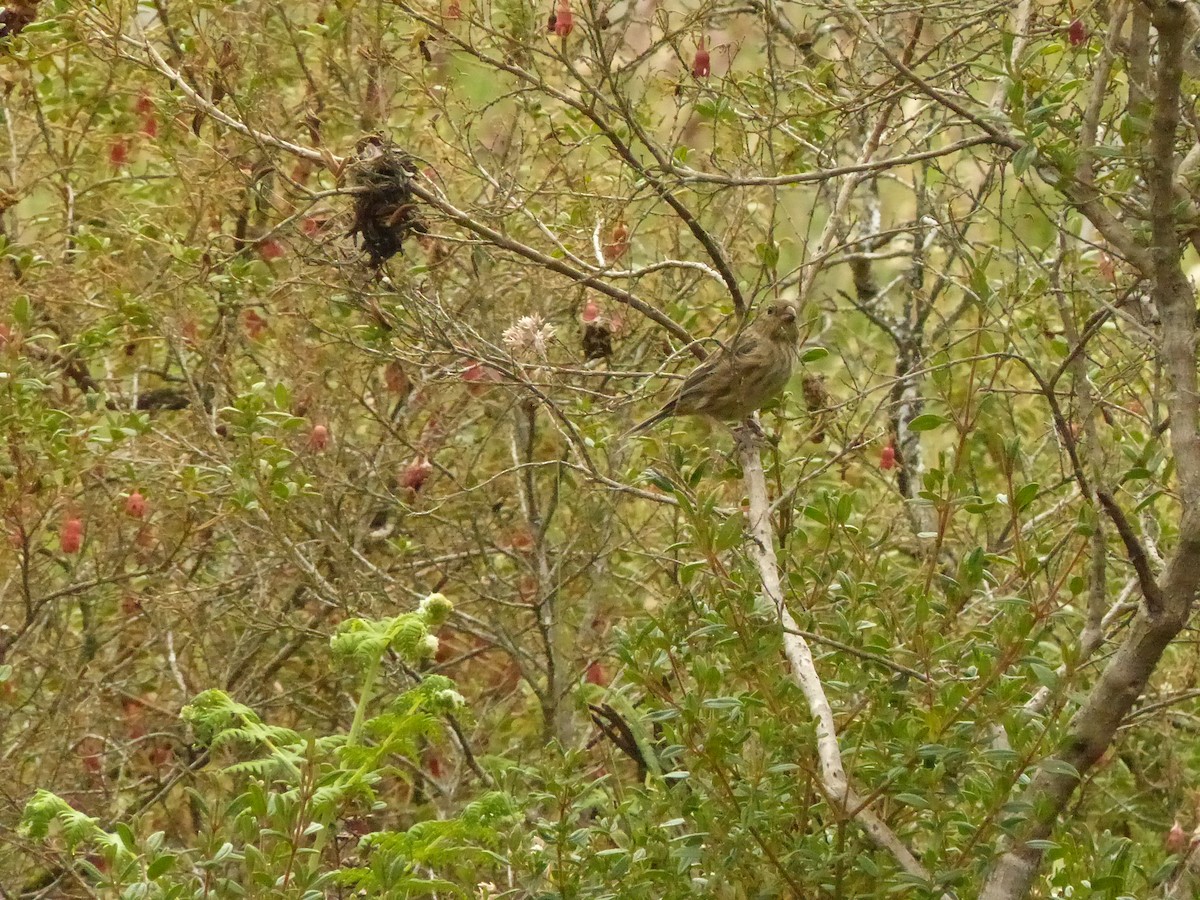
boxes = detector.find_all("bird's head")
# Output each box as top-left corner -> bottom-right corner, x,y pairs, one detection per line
759,300 -> 800,344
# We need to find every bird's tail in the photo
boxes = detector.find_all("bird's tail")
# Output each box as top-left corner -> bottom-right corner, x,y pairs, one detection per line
622,404 -> 674,439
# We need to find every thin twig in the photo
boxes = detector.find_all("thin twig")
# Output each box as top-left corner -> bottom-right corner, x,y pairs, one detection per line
1096,491 -> 1162,616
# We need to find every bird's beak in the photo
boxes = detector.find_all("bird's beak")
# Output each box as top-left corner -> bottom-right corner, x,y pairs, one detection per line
781,306 -> 796,322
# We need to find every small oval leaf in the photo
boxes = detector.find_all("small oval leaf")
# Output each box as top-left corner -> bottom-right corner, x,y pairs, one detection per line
909,414 -> 949,432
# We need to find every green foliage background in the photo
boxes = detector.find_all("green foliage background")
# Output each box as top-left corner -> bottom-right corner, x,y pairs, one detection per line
1,0 -> 1197,897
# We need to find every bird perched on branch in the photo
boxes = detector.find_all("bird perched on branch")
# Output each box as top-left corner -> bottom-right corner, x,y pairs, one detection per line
627,299 -> 800,435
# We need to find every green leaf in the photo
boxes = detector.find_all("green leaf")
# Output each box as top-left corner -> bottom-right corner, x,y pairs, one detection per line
1030,663 -> 1058,689
701,697 -> 742,710
713,515 -> 742,552
1040,758 -> 1080,779
1012,143 -> 1038,175
146,854 -> 177,879
20,20 -> 59,34
835,492 -> 854,524
115,822 -> 137,851
982,748 -> 1020,764
12,295 -> 32,328
969,248 -> 994,302
641,469 -> 676,493
909,414 -> 949,432
755,242 -> 779,268
1014,482 -> 1040,511
800,346 -> 829,363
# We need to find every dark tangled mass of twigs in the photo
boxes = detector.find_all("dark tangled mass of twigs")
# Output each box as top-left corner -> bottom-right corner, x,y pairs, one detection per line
0,0 -> 40,39
347,136 -> 428,266
582,322 -> 613,361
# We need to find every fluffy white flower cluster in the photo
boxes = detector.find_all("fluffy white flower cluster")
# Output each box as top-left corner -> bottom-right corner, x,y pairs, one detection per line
502,314 -> 555,359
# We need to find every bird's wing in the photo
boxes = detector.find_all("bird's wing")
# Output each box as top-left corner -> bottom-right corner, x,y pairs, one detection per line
731,340 -> 758,359
675,352 -> 727,395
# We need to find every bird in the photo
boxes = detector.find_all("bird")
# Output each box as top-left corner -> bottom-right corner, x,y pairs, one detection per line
627,299 -> 801,435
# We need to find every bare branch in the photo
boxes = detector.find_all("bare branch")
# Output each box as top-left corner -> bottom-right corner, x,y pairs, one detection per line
736,428 -> 940,890
835,0 -> 1021,150
1096,490 -> 1163,615
407,181 -> 701,354
668,136 -> 997,187
981,5 -> 1200,893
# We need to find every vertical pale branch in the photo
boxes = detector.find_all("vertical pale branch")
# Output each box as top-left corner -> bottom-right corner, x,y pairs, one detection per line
892,174 -> 941,538
736,430 -> 937,886
843,183 -> 938,539
511,399 -> 570,744
792,46 -> 908,305
1149,18 -> 1200,506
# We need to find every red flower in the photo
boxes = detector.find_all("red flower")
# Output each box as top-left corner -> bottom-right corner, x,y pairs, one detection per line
135,524 -> 156,550
77,737 -> 104,775
553,0 -> 573,36
61,517 -> 84,554
242,309 -> 268,340
122,698 -> 146,740
581,300 -> 601,323
148,741 -> 174,768
692,37 -> 711,78
257,238 -> 285,260
140,115 -> 158,139
446,0 -> 461,19
384,361 -> 410,395
880,445 -> 896,470
505,527 -> 535,553
308,424 -> 330,452
1166,821 -> 1188,854
400,457 -> 434,493
135,91 -> 154,115
462,360 -> 501,396
124,491 -> 147,519
602,222 -> 629,263
291,160 -> 316,185
1067,18 -> 1086,46
109,139 -> 129,168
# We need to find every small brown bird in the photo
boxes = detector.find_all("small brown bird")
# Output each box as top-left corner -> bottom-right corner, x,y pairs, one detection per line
628,300 -> 800,435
